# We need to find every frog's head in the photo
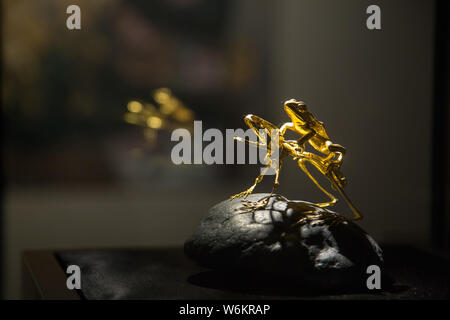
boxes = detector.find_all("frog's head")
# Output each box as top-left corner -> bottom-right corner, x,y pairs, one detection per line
283,99 -> 307,121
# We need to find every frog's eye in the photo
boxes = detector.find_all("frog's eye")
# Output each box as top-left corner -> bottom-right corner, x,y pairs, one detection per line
284,100 -> 307,114
295,101 -> 307,110
284,99 -> 299,109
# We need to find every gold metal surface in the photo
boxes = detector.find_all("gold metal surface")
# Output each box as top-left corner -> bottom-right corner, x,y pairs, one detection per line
231,99 -> 362,221
124,88 -> 195,148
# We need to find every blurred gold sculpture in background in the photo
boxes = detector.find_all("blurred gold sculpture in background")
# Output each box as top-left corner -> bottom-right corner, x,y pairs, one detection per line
124,88 -> 195,146
231,99 -> 362,222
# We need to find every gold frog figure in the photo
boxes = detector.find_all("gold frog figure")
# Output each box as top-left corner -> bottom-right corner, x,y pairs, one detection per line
231,99 -> 362,222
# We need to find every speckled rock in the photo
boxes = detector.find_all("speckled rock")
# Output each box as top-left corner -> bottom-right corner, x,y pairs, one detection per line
184,193 -> 384,289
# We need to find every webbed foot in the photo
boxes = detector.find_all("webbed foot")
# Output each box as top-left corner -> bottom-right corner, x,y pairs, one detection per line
234,193 -> 279,213
235,198 -> 270,213
293,211 -> 347,227
230,188 -> 255,201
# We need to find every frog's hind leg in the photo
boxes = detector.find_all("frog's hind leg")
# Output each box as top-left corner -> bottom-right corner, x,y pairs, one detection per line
297,157 -> 337,208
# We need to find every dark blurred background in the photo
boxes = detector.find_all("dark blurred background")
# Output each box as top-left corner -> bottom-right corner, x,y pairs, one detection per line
1,0 -> 449,299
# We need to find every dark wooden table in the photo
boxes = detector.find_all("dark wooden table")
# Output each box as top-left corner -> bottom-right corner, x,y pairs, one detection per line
22,246 -> 450,300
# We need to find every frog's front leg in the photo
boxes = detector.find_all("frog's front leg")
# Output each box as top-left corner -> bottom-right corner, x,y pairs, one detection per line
230,152 -> 279,199
279,122 -> 294,136
268,156 -> 282,194
230,166 -> 268,200
322,142 -> 346,163
231,165 -> 272,213
280,123 -> 315,154
232,157 -> 282,213
296,130 -> 316,147
231,114 -> 280,199
242,157 -> 284,210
